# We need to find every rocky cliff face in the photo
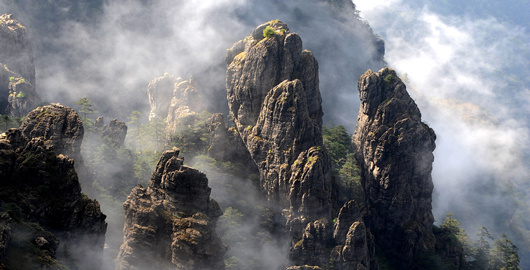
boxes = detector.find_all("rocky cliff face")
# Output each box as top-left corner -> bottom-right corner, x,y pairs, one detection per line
0,14 -> 41,116
95,117 -> 128,148
226,20 -> 330,221
352,68 -> 436,269
18,103 -> 84,162
117,148 -> 226,270
0,104 -> 106,269
226,20 -> 375,268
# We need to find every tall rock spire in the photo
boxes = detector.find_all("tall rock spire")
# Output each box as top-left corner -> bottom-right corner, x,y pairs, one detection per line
352,67 -> 436,269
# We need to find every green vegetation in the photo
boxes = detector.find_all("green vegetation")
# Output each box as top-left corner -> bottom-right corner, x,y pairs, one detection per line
322,125 -> 363,207
9,76 -> 15,82
75,97 -> 96,128
434,213 -> 521,270
16,91 -> 26,98
263,26 -> 277,38
0,114 -> 24,132
384,74 -> 394,84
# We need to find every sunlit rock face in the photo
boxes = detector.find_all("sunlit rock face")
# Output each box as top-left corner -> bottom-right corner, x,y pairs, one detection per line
226,20 -> 338,268
352,67 -> 436,269
0,14 -> 41,116
0,105 -> 106,269
117,148 -> 226,270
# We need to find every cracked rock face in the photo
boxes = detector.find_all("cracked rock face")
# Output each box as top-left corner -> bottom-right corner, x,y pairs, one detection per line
226,20 -> 331,222
19,103 -> 84,162
0,105 -> 106,269
352,67 -> 436,268
117,148 -> 226,270
0,14 -> 41,116
226,20 -> 334,268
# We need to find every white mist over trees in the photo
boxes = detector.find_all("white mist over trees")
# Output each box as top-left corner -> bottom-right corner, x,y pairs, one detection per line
355,0 -> 530,268
0,0 -> 527,268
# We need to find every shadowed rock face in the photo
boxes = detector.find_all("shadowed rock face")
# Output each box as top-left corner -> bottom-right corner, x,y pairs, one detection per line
352,67 -> 436,269
0,14 -> 41,116
19,103 -> 84,162
95,117 -> 128,147
117,148 -> 226,270
226,20 -> 330,221
0,105 -> 106,269
226,20 -> 338,268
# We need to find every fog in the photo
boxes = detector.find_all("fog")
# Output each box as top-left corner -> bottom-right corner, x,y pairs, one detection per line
2,0 -> 528,268
356,0 -> 530,265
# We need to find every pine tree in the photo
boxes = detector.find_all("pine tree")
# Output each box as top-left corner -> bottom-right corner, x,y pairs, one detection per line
490,233 -> 520,270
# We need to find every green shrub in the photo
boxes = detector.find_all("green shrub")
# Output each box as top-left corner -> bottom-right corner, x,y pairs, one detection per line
9,76 -> 15,82
16,92 -> 26,98
263,26 -> 276,38
384,74 -> 394,84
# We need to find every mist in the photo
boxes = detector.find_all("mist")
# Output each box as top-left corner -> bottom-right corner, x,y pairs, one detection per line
4,0 -> 527,268
355,0 -> 530,265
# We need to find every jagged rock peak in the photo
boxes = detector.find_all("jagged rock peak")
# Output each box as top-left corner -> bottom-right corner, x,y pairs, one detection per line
226,20 -> 332,268
19,103 -> 84,161
0,14 -> 40,117
352,67 -> 436,269
117,148 -> 226,270
95,116 -> 128,147
147,74 -> 202,121
0,106 -> 106,269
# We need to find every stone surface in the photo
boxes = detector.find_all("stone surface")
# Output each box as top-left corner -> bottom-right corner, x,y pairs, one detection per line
95,116 -> 128,147
331,201 -> 377,270
207,113 -> 255,167
352,67 -> 436,268
166,77 -> 204,138
226,20 -> 334,268
0,14 -> 41,116
19,103 -> 84,162
0,106 -> 107,269
147,74 -> 179,120
117,148 -> 226,270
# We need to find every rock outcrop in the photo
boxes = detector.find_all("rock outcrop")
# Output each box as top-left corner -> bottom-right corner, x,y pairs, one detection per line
207,113 -> 255,167
0,105 -> 107,269
0,14 -> 41,116
147,74 -> 179,120
352,67 -> 436,269
19,103 -> 84,164
226,20 -> 334,267
166,77 -> 204,138
95,116 -> 128,147
117,148 -> 226,270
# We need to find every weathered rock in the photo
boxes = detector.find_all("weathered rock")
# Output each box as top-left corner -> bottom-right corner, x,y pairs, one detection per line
117,148 -> 226,270
166,77 -> 204,138
352,67 -> 436,268
331,201 -> 377,270
207,113 -> 255,167
226,20 -> 333,268
95,116 -> 128,147
147,74 -> 179,120
0,14 -> 41,116
19,103 -> 84,162
0,213 -> 10,268
0,121 -> 106,269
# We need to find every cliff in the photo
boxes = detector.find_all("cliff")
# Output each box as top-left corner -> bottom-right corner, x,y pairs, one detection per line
0,14 -> 41,116
226,20 -> 376,269
352,68 -> 436,269
116,148 -> 226,270
94,117 -> 128,148
0,104 -> 107,269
